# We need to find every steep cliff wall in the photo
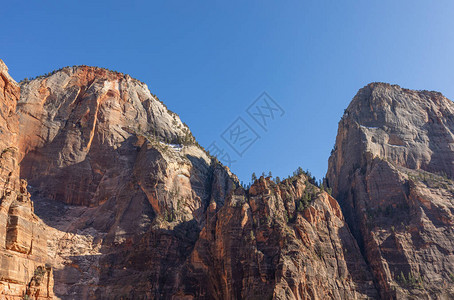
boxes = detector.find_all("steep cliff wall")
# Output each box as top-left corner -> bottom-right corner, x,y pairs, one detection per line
181,175 -> 378,299
328,83 -> 454,299
15,62 -> 454,299
0,59 -> 53,299
16,66 -> 379,299
17,66 -> 236,298
18,66 -> 198,207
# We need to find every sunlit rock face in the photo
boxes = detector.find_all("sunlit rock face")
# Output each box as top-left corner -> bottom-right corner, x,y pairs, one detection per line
15,65 -> 380,299
18,66 -> 198,207
17,66 -> 237,298
181,175 -> 378,299
328,83 -> 454,299
0,59 -> 53,299
8,59 -> 454,299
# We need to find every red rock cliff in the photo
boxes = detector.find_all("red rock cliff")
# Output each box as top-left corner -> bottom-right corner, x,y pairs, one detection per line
17,66 -> 237,298
0,59 -> 53,299
328,83 -> 454,299
181,175 -> 377,299
15,63 -> 454,299
15,66 -> 380,299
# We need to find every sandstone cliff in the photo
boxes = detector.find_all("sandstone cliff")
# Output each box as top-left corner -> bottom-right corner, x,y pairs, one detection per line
7,60 -> 454,299
181,175 -> 377,299
328,83 -> 454,299
17,65 -> 234,298
14,65 -> 378,299
0,59 -> 53,299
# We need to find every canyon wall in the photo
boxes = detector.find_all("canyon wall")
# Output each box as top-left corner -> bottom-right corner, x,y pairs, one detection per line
328,83 -> 454,299
15,65 -> 378,299
3,60 -> 454,299
0,59 -> 53,299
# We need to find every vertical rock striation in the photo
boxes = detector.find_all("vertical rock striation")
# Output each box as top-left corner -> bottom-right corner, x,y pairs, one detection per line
328,83 -> 454,299
0,59 -> 53,299
17,66 -> 238,298
16,66 -> 379,299
14,63 -> 454,299
181,175 -> 378,299
18,66 -> 197,207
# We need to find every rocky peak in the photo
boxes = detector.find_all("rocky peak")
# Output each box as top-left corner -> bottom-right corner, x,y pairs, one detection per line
1,60 -> 380,299
13,63 -> 240,297
335,82 -> 454,179
0,59 -> 18,87
19,65 -> 195,158
328,83 -> 454,299
9,56 -> 454,299
17,65 -> 201,207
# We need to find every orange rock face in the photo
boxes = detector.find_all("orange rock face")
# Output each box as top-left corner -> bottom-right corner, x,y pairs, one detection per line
12,65 -> 381,299
182,176 -> 378,299
6,62 -> 454,300
0,59 -> 20,193
17,66 -> 237,298
18,66 -> 181,206
0,59 -> 53,299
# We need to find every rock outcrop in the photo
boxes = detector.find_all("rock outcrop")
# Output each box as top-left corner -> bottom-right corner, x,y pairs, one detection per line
18,66 -> 196,207
17,66 -> 234,298
0,59 -> 53,299
7,60 -> 454,299
181,175 -> 378,299
15,65 -> 379,299
328,83 -> 454,299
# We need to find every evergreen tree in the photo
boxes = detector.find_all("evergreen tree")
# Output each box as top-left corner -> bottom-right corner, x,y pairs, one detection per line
296,167 -> 303,175
251,172 -> 257,182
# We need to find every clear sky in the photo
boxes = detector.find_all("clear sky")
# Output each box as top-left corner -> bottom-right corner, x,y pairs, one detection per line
2,1 -> 454,183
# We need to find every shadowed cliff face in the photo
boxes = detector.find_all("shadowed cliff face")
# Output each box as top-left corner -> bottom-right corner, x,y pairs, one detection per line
328,83 -> 454,299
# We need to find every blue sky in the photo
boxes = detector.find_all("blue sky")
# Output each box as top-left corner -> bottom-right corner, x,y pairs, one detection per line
2,1 -> 454,183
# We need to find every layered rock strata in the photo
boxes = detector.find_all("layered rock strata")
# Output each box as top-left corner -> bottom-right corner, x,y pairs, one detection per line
328,83 -> 454,299
181,175 -> 378,299
17,66 -> 378,299
9,62 -> 454,299
0,59 -> 53,299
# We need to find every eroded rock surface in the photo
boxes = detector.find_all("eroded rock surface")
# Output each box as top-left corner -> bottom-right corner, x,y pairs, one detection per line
17,66 -> 237,298
10,62 -> 454,299
181,175 -> 377,299
16,66 -> 379,299
18,66 -> 197,207
0,59 -> 53,299
328,83 -> 454,299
